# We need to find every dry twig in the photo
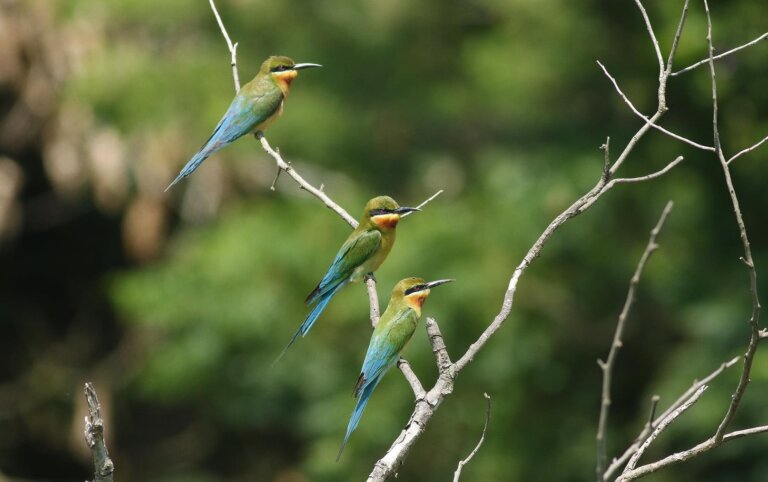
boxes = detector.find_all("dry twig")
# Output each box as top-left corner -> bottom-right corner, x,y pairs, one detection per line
453,393 -> 492,482
596,201 -> 673,481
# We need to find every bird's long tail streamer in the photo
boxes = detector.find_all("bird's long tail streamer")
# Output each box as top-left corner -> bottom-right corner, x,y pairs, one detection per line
337,374 -> 383,461
273,280 -> 348,365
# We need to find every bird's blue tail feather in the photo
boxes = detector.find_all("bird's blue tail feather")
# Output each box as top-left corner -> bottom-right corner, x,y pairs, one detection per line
274,280 -> 347,364
165,120 -> 231,191
165,149 -> 212,191
337,375 -> 383,461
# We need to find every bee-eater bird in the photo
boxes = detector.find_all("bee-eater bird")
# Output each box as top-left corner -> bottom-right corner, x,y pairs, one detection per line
280,196 -> 420,356
165,55 -> 321,190
337,277 -> 454,460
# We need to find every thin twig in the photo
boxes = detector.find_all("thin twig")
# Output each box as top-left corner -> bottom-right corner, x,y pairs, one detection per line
645,396 -> 660,432
633,0 -> 665,75
597,61 -> 714,152
609,158 -> 684,187
722,425 -> 768,441
727,134 -> 768,165
672,31 -> 768,76
257,133 -> 358,227
83,383 -> 114,482
208,0 -> 240,91
596,201 -> 673,482
618,423 -> 768,481
453,393 -> 492,482
617,386 -> 708,480
603,356 -> 739,481
402,190 -> 443,218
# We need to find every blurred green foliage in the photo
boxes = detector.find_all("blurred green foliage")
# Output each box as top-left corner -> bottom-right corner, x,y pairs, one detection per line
6,0 -> 768,480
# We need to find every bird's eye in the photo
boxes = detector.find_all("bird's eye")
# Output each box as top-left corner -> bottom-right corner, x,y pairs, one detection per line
272,65 -> 291,72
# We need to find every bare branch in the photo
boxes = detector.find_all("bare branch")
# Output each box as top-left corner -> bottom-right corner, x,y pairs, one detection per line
664,0 -> 691,75
703,0 -> 763,444
425,317 -> 452,373
633,0 -> 664,75
609,157 -> 684,187
256,133 -> 358,227
603,356 -> 739,480
618,423 -> 768,481
208,0 -> 240,91
453,393 -> 492,482
723,425 -> 768,442
402,189 -> 443,218
727,134 -> 768,165
609,0 -> 689,176
597,61 -> 714,152
596,201 -> 673,481
398,358 -> 425,399
366,274 -> 381,327
83,383 -> 114,482
672,31 -> 768,77
617,386 -> 708,480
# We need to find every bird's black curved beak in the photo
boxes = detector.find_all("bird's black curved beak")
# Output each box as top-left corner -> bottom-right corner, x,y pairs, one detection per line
426,279 -> 454,289
293,63 -> 322,70
394,206 -> 420,215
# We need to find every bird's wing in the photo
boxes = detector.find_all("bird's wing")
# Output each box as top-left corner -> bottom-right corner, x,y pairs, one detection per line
306,229 -> 382,305
353,309 -> 411,397
204,89 -> 283,147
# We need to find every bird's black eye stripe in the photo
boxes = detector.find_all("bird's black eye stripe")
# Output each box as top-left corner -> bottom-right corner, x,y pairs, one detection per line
404,284 -> 428,295
369,208 -> 394,216
271,65 -> 292,72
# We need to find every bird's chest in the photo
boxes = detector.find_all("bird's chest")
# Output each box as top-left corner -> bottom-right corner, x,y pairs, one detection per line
352,232 -> 395,280
253,98 -> 285,132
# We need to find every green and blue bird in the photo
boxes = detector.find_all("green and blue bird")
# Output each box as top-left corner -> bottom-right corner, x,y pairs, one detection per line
337,277 -> 454,460
282,196 -> 420,354
166,55 -> 321,190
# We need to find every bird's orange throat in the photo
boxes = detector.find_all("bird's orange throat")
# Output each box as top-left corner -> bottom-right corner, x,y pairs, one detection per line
372,214 -> 401,230
273,70 -> 298,93
405,291 -> 430,316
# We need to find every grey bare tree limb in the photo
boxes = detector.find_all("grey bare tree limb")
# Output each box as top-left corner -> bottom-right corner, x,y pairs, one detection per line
453,393 -> 492,482
83,383 -> 114,482
366,274 -> 381,326
397,359 -> 426,399
425,317 -> 452,373
596,201 -> 674,481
